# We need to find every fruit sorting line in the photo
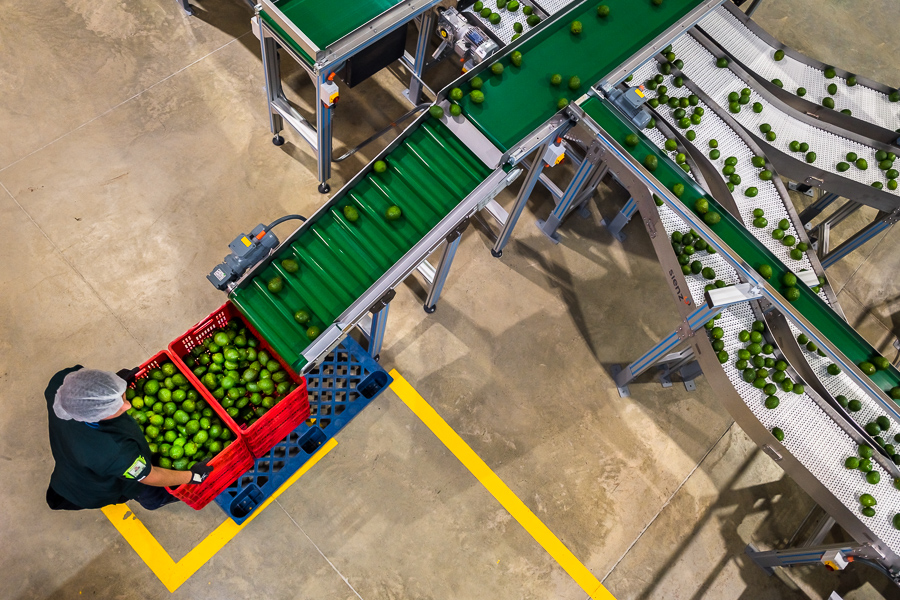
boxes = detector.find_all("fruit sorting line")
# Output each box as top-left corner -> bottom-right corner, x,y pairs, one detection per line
627,58 -> 838,308
702,2 -> 900,141
575,95 -> 900,567
665,33 -> 900,208
233,0 -> 723,373
218,0 -> 900,573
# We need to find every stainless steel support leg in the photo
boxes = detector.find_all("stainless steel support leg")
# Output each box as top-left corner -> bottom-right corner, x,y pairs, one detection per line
408,9 -> 435,104
799,192 -> 839,225
316,72 -> 334,194
260,30 -> 285,145
491,142 -> 550,257
570,164 -> 608,219
611,304 -> 721,396
368,303 -> 390,361
605,197 -> 637,241
424,235 -> 462,313
821,214 -> 893,269
536,143 -> 604,242
744,0 -> 765,16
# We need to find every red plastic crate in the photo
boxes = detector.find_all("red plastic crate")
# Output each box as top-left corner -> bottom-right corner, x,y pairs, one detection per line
169,302 -> 310,458
129,350 -> 254,510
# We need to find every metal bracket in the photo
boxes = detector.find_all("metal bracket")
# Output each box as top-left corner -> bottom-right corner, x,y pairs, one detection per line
805,176 -> 825,187
644,218 -> 658,239
584,139 -> 607,165
676,321 -> 696,340
762,444 -> 783,462
446,217 -> 470,242
679,360 -> 703,391
887,207 -> 900,225
610,364 -> 631,398
370,289 -> 395,314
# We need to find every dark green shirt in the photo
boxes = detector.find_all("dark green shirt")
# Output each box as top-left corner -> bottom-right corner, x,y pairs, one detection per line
46,366 -> 152,509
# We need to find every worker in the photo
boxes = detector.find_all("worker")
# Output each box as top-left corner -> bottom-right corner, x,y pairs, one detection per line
45,366 -> 214,511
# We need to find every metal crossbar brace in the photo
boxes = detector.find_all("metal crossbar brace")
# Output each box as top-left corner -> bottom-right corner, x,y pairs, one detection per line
605,196 -> 637,241
569,104 -> 900,426
799,192 -> 839,225
536,140 -> 605,242
821,208 -> 899,269
745,543 -> 861,574
614,304 -> 721,388
492,142 -> 551,257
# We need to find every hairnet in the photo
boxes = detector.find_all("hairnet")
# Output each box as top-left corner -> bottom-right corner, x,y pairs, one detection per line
53,369 -> 127,422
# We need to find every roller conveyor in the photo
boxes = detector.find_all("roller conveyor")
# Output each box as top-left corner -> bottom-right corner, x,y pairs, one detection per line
701,3 -> 900,140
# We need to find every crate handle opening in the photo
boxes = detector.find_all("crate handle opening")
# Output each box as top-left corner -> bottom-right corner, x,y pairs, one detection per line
299,427 -> 327,454
356,371 -> 388,399
230,484 -> 265,518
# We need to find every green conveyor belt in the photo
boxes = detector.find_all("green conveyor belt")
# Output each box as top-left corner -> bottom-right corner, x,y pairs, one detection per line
230,119 -> 492,371
579,96 -> 900,400
260,12 -> 314,66
459,0 -> 707,151
266,0 -> 402,50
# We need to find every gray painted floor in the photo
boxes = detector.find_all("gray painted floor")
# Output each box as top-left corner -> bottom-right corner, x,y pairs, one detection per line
1,1 -> 898,598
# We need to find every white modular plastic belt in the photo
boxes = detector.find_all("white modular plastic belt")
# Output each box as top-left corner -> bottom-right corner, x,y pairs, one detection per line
468,7 -> 528,45
630,59 -> 829,306
668,35 -> 900,196
700,8 -> 900,133
785,319 -> 898,442
654,197 -> 900,557
640,123 -> 699,185
531,0 -> 576,14
632,53 -> 900,553
467,0 -> 575,46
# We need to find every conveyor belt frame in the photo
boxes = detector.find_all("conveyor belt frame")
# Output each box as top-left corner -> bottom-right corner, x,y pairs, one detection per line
257,1 -> 442,193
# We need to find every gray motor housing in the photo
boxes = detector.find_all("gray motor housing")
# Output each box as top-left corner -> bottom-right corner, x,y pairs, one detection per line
208,224 -> 279,290
609,86 -> 652,129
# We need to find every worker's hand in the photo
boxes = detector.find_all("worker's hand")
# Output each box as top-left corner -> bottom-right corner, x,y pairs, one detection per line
116,367 -> 140,383
188,460 -> 214,484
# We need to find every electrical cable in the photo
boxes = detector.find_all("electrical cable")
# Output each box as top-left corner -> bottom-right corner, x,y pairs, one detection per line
852,558 -> 900,587
266,214 -> 307,230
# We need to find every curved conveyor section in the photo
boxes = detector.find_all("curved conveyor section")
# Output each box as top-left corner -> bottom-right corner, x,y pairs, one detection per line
464,0 -> 572,46
607,68 -> 900,479
578,96 -> 900,564
662,32 -> 900,211
233,0 -> 900,568
626,58 -> 836,308
700,3 -> 900,142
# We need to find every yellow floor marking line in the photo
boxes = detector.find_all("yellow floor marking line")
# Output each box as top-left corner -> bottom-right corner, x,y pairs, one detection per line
389,371 -> 616,600
103,438 -> 338,592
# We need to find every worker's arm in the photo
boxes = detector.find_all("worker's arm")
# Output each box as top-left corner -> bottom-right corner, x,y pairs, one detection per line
140,466 -> 191,487
138,460 -> 214,487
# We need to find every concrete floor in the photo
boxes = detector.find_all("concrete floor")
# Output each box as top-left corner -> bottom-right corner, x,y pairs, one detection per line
1,0 -> 899,598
